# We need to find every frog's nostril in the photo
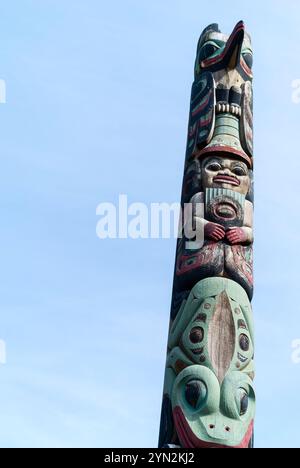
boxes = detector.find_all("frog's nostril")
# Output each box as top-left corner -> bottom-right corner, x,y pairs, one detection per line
225,426 -> 231,432
209,424 -> 215,429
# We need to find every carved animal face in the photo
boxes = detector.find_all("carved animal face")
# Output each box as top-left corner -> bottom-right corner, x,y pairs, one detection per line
172,367 -> 255,448
202,156 -> 250,195
166,277 -> 255,448
186,22 -> 253,166
195,21 -> 253,84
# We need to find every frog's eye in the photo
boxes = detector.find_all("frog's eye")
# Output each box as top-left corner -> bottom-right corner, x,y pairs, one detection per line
239,334 -> 250,352
184,379 -> 207,410
199,42 -> 220,61
237,388 -> 249,416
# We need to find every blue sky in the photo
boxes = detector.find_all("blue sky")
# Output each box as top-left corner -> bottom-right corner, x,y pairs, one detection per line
0,0 -> 299,448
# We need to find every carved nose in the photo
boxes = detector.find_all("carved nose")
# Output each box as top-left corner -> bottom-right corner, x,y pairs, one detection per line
208,423 -> 232,440
219,170 -> 232,176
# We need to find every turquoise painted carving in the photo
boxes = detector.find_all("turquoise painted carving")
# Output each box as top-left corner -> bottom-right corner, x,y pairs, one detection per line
159,21 -> 255,449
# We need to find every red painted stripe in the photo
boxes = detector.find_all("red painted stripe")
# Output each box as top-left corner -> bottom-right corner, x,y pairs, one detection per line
240,57 -> 253,78
192,93 -> 211,117
200,117 -> 212,127
201,22 -> 244,68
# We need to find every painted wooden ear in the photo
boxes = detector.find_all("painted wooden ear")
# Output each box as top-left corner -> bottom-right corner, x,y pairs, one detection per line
202,23 -> 221,35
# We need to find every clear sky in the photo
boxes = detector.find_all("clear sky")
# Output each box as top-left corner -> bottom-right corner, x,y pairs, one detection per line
0,0 -> 299,448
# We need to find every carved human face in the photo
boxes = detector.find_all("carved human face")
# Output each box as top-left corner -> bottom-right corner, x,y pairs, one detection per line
202,156 -> 250,195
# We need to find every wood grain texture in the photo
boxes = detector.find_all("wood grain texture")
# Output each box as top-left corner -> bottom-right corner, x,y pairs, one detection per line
208,291 -> 235,383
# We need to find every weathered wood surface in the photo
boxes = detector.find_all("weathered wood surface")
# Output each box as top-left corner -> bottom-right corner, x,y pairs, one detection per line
159,21 -> 255,449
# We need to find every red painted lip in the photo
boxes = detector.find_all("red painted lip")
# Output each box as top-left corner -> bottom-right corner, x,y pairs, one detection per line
173,406 -> 254,449
213,175 -> 240,186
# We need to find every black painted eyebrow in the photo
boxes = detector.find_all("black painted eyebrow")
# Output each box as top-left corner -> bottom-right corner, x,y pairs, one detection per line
204,158 -> 223,165
231,162 -> 248,169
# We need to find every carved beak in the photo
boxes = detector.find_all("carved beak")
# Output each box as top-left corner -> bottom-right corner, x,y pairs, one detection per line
224,21 -> 245,70
201,21 -> 245,70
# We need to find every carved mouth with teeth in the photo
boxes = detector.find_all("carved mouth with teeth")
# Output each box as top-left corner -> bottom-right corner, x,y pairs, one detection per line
216,103 -> 242,117
213,175 -> 240,186
206,194 -> 244,227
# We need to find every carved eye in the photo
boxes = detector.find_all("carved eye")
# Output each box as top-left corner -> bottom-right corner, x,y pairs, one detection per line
242,52 -> 253,69
189,327 -> 204,344
232,165 -> 247,176
206,162 -> 222,172
238,389 -> 249,416
239,334 -> 250,352
199,42 -> 220,61
185,380 -> 207,410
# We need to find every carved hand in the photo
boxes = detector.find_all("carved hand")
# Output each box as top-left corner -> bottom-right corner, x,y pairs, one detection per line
226,227 -> 248,245
204,222 -> 226,241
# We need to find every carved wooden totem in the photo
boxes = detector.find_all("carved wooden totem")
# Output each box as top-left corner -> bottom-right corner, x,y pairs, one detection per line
159,21 -> 254,449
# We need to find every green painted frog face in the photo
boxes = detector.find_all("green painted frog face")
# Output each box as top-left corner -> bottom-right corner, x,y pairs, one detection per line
172,366 -> 255,448
165,277 -> 255,448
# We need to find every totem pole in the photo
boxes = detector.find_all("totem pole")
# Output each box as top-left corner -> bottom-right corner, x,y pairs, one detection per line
159,21 -> 254,449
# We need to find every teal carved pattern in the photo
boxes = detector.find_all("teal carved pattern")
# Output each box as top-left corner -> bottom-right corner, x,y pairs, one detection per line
159,21 -> 255,449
